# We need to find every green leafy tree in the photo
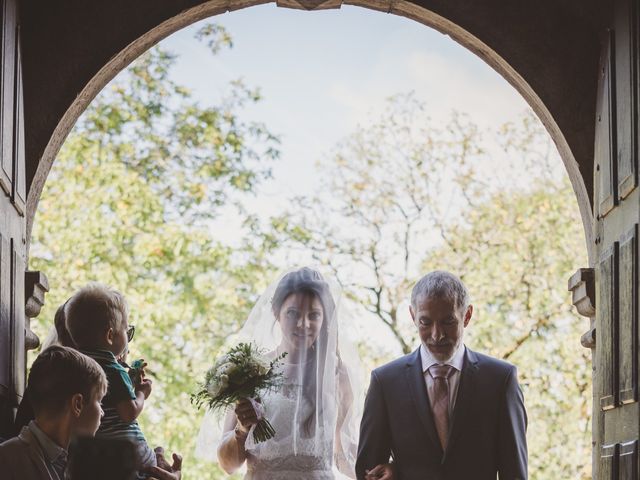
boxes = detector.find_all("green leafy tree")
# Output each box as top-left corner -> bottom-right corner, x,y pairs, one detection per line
262,95 -> 591,478
29,24 -> 278,479
260,93 -> 489,355
422,181 -> 591,479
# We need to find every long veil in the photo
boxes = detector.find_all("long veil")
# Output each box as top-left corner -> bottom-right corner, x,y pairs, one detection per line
195,267 -> 364,478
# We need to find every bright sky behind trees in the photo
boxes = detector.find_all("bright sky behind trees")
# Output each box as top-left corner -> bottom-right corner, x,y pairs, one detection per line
162,4 -> 535,235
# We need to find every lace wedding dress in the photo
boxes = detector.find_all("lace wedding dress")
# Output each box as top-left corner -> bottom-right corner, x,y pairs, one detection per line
195,268 -> 362,480
244,377 -> 335,480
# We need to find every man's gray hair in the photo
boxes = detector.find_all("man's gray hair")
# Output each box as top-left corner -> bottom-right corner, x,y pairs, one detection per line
411,271 -> 470,311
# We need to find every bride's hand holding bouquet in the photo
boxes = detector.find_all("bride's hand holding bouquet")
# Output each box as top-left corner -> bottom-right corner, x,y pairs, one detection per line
192,342 -> 287,443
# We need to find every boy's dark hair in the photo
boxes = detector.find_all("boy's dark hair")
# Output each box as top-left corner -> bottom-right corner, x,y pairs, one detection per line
54,300 -> 76,348
27,346 -> 107,416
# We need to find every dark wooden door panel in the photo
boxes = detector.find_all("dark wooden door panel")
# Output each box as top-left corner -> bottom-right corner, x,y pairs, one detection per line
0,0 -> 28,436
11,25 -> 24,216
0,233 -> 9,397
599,243 -> 619,411
601,443 -> 617,480
614,0 -> 638,198
10,239 -> 25,399
619,440 -> 638,479
0,0 -> 16,196
597,29 -> 618,216
619,226 -> 637,404
596,3 -> 640,478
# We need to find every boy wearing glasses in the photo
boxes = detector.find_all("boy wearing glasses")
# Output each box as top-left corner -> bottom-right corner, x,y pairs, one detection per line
65,283 -> 156,477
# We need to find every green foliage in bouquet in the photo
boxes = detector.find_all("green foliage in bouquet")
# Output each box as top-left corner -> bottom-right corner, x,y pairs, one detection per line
191,342 -> 287,443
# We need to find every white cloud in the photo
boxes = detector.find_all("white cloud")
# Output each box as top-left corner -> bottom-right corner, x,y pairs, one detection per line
327,47 -> 529,134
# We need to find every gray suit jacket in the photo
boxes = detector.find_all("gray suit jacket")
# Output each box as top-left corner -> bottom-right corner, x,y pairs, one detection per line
0,426 -> 57,480
356,347 -> 528,480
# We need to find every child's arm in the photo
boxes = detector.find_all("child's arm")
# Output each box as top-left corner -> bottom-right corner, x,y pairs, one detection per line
116,378 -> 152,422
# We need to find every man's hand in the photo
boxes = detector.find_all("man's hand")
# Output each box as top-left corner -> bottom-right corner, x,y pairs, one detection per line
143,446 -> 182,480
365,463 -> 395,480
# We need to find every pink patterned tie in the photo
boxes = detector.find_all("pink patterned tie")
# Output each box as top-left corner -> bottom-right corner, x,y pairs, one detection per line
429,364 -> 454,450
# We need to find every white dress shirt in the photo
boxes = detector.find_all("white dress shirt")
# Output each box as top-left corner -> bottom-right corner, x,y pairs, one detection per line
420,343 -> 466,413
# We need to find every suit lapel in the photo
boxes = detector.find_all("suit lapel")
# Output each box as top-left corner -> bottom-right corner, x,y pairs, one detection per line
21,427 -> 56,480
404,347 -> 443,456
443,348 -> 479,462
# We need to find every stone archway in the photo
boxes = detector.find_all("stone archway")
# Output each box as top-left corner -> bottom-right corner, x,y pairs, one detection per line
12,0 -> 612,475
22,0 -> 601,265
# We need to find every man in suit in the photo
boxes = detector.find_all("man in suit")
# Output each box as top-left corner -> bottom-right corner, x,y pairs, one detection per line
356,271 -> 527,480
0,346 -> 107,480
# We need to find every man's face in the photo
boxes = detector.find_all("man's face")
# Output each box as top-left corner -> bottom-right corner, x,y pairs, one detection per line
410,295 -> 472,362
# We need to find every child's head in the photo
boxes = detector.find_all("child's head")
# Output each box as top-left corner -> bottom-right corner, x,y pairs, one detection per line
54,299 -> 76,348
65,282 -> 130,356
28,346 -> 108,436
40,299 -> 76,351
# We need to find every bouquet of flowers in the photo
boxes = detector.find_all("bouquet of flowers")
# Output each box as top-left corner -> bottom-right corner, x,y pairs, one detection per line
191,342 -> 287,443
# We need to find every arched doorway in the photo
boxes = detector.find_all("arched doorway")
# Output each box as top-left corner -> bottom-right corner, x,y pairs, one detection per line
23,1 -> 599,259
4,1 -> 625,478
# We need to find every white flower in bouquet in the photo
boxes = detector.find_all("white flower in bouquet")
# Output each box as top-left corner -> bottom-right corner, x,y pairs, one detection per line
252,354 -> 271,376
192,342 -> 287,443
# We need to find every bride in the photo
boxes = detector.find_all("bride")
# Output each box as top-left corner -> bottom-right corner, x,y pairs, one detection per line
196,267 -> 362,479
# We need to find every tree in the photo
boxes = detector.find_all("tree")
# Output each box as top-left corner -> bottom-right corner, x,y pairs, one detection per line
261,95 -> 591,478
421,181 -> 591,479
260,93 -> 486,354
29,24 -> 278,480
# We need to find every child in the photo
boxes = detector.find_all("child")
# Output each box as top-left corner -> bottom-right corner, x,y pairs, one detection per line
65,282 -> 156,475
0,345 -> 108,480
13,301 -> 75,436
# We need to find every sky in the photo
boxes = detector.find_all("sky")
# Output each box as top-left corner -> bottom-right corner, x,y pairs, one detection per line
161,3 -> 535,225
150,4 -> 550,355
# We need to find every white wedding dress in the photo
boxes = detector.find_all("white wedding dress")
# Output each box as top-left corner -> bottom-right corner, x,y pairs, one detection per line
195,268 -> 362,480
244,370 -> 335,479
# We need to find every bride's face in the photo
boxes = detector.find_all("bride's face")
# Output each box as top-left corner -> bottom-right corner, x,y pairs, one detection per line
277,292 -> 324,354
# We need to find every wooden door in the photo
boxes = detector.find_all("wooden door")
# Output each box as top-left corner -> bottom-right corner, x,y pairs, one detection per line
0,0 -> 28,439
594,1 -> 640,477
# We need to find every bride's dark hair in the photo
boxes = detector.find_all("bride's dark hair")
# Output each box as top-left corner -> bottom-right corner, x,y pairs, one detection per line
271,267 -> 336,437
